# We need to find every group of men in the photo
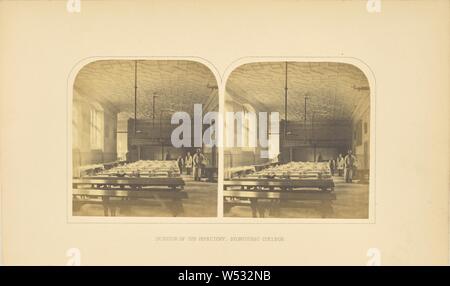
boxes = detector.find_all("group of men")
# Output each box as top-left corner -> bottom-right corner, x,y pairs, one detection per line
176,149 -> 206,181
328,150 -> 357,183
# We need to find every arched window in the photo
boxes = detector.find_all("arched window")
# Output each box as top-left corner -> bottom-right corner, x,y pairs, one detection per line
116,112 -> 129,160
72,104 -> 79,149
268,114 -> 280,160
242,103 -> 257,150
90,102 -> 104,150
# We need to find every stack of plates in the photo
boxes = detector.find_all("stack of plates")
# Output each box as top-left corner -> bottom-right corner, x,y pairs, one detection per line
99,160 -> 180,178
245,162 -> 332,180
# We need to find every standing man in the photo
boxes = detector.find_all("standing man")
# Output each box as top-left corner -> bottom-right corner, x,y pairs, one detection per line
185,152 -> 193,175
337,154 -> 344,176
176,155 -> 184,175
344,150 -> 357,183
193,149 -> 204,181
328,159 -> 336,176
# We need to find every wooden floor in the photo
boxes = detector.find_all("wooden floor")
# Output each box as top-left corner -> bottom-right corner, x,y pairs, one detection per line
224,176 -> 369,219
73,175 -> 217,217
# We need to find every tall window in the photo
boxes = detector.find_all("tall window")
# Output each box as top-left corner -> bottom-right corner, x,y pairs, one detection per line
116,114 -> 129,160
354,120 -> 363,146
90,103 -> 104,150
268,117 -> 280,160
72,105 -> 79,149
242,104 -> 257,150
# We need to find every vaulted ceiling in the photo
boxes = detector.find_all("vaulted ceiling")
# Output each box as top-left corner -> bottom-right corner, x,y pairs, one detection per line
74,60 -> 369,123
74,60 -> 217,120
226,62 -> 370,121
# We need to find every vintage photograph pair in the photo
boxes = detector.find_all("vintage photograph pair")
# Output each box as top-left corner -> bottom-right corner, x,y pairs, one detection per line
1,0 -> 448,267
71,59 -> 371,220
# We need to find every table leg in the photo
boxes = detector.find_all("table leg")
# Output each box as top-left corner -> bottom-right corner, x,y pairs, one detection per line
250,198 -> 258,218
223,203 -> 232,214
257,204 -> 266,218
269,199 -> 281,217
102,196 -> 110,216
319,200 -> 333,218
170,198 -> 184,217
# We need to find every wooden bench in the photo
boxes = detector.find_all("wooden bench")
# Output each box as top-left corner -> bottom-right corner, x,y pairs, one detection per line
223,179 -> 336,218
73,177 -> 186,217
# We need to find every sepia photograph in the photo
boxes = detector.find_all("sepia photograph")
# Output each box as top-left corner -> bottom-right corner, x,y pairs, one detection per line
223,61 -> 371,219
71,60 -> 218,217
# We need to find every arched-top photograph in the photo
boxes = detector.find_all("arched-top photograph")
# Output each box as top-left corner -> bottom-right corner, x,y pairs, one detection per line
71,59 -> 219,218
223,61 -> 372,219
